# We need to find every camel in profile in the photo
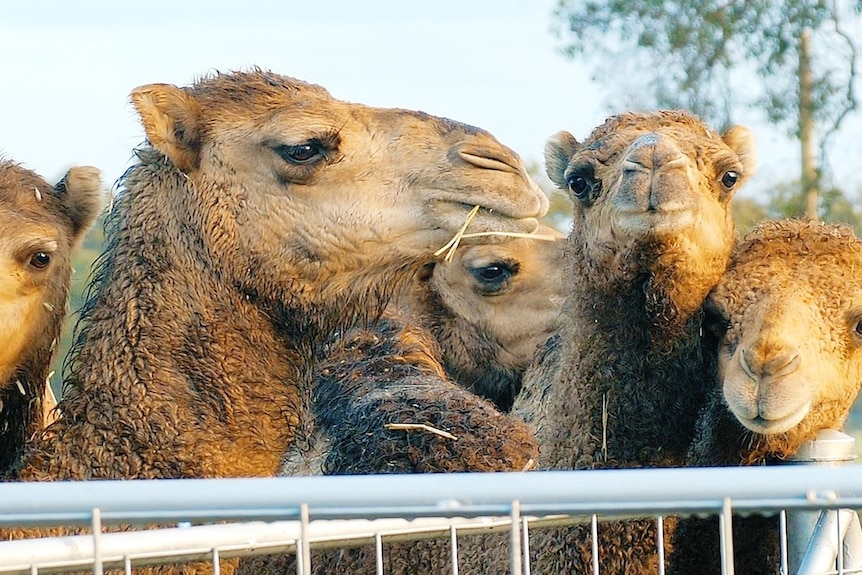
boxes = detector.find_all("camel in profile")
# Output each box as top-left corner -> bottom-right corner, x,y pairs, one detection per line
10,68 -> 547,482
0,162 -> 102,476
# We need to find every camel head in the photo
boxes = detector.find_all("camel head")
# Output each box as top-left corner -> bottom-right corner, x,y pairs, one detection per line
425,225 -> 565,409
707,219 -> 862,455
128,69 -> 548,308
544,111 -> 756,321
0,163 -> 102,389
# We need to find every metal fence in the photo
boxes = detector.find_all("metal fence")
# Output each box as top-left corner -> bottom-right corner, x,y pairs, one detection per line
1,433 -> 860,575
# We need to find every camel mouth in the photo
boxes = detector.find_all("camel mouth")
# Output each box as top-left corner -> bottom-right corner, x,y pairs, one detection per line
730,399 -> 812,435
616,208 -> 694,237
429,201 -> 541,235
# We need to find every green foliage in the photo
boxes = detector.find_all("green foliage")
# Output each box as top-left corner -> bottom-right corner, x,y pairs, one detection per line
554,0 -> 857,135
733,181 -> 862,236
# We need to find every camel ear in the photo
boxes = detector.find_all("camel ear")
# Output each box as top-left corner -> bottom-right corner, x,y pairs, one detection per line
54,166 -> 104,242
721,125 -> 757,182
544,131 -> 580,188
130,83 -> 202,172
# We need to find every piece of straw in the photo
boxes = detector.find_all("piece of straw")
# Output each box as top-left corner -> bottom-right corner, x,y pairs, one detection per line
385,422 -> 458,441
434,205 -> 559,262
433,205 -> 481,262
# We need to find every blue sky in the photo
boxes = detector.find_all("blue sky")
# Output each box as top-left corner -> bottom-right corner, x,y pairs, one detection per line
2,0 -> 854,199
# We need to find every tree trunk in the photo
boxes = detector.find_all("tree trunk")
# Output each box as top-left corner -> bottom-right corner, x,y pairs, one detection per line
799,27 -> 819,219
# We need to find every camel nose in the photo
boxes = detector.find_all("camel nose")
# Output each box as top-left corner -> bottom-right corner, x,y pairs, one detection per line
455,143 -> 549,219
739,347 -> 802,381
620,133 -> 692,212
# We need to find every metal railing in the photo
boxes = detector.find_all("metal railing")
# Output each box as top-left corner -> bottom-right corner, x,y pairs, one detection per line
0,434 -> 860,575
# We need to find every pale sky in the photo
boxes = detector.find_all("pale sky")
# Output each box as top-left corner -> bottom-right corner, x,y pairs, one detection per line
2,0 -> 857,200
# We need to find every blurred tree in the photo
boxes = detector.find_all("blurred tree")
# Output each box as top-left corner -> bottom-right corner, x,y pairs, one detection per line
553,0 -> 861,218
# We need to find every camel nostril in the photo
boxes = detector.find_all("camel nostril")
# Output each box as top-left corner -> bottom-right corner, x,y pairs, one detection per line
738,348 -> 757,381
739,347 -> 802,381
763,350 -> 802,379
457,145 -> 521,175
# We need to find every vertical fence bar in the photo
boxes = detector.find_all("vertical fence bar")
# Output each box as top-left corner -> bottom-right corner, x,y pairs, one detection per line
591,514 -> 599,575
510,500 -> 523,575
212,548 -> 220,575
449,524 -> 459,575
719,497 -> 735,575
656,515 -> 665,575
91,507 -> 103,575
522,516 -> 532,575
297,503 -> 311,575
375,532 -> 384,575
779,510 -> 788,575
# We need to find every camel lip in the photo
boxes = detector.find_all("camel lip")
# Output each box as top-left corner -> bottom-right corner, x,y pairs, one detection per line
616,209 -> 694,236
731,400 -> 812,435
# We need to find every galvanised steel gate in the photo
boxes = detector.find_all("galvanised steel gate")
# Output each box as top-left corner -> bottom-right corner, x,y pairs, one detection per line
0,433 -> 860,575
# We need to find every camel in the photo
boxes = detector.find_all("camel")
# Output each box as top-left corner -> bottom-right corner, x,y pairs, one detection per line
503,110 -> 755,574
239,111 -> 757,575
401,224 -> 565,410
0,73 -> 546,575
8,68 -> 546,484
670,219 -> 862,575
0,162 -> 102,476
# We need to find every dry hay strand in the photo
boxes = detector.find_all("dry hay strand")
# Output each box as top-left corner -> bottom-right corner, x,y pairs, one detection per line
384,422 -> 458,441
433,205 -> 558,263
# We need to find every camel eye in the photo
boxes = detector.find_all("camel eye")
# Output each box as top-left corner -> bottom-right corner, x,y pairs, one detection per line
272,142 -> 327,165
855,321 -> 862,336
565,165 -> 596,205
702,301 -> 730,341
720,170 -> 739,190
29,251 -> 51,270
471,262 -> 518,294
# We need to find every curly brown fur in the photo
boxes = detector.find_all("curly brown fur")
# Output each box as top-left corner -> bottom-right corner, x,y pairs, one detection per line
0,162 -> 101,475
504,111 -> 756,574
240,312 -> 537,574
1,70 -> 546,572
670,219 -> 862,575
243,111 -> 756,575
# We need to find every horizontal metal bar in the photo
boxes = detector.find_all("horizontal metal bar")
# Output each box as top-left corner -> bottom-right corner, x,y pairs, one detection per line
1,465 -> 861,527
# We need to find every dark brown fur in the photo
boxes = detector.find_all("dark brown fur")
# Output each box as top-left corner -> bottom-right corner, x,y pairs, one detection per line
239,311 -> 537,574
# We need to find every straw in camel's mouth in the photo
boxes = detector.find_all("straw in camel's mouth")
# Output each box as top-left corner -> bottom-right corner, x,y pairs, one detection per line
434,204 -> 558,263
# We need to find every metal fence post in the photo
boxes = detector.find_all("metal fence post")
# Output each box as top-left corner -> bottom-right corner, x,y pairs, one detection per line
786,429 -> 857,574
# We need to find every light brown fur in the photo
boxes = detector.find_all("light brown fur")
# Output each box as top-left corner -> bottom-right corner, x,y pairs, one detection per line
670,219 -> 862,575
0,162 -> 102,475
403,225 -> 565,410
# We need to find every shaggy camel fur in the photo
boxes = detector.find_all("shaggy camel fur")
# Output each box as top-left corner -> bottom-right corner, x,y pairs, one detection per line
2,71 -> 547,575
670,219 -> 862,575
9,68 -> 546,484
242,306 -> 543,574
402,224 -> 565,411
242,111 -> 757,575
502,111 -> 755,575
0,162 -> 101,475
